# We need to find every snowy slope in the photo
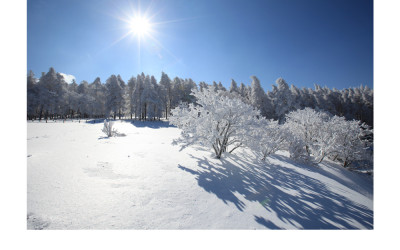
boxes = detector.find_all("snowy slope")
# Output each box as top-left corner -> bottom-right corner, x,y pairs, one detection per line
27,120 -> 373,229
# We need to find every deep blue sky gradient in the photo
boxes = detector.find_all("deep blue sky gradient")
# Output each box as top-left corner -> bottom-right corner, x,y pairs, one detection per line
27,0 -> 373,91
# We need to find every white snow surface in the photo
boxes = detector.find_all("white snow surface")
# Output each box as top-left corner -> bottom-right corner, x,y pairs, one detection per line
27,120 -> 373,229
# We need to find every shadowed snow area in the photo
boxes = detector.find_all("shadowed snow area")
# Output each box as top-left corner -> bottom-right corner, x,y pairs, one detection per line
27,120 -> 373,229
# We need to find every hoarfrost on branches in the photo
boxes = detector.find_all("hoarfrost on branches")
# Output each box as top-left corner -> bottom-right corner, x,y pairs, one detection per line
102,119 -> 117,137
283,108 -> 372,167
170,88 -> 266,159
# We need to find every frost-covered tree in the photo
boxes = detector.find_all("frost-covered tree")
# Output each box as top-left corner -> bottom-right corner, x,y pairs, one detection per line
184,78 -> 197,103
77,80 -> 90,95
262,92 -> 276,120
217,81 -> 226,91
198,81 -> 208,92
36,67 -> 70,120
290,85 -> 303,111
284,108 -> 372,166
76,80 -> 94,118
140,75 -> 162,120
249,76 -> 265,115
284,108 -> 331,161
27,70 -> 39,120
211,81 -> 218,92
102,120 -> 117,137
325,116 -> 372,167
159,71 -> 172,119
132,73 -> 145,119
171,77 -> 184,109
271,78 -> 293,123
170,88 -> 264,159
248,119 -> 286,161
229,79 -> 239,94
238,82 -> 247,100
105,75 -> 125,119
127,76 -> 137,119
89,77 -> 106,118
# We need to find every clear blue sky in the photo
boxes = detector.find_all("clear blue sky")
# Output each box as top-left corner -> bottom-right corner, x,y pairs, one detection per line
27,0 -> 373,91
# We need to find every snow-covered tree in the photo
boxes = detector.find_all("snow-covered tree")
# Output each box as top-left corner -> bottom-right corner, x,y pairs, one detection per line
170,88 -> 265,159
229,79 -> 239,94
271,78 -> 293,123
248,119 -> 286,161
105,75 -> 125,119
127,76 -> 137,119
27,70 -> 39,120
290,84 -> 303,111
325,116 -> 372,167
284,108 -> 331,161
36,67 -> 70,120
143,75 -> 162,120
131,73 -> 145,119
182,78 -> 197,103
262,92 -> 275,120
217,81 -> 226,91
159,72 -> 172,119
238,82 -> 248,101
284,108 -> 372,166
171,77 -> 184,109
139,75 -> 160,120
249,76 -> 265,116
198,81 -> 208,92
102,120 -> 117,137
90,77 -> 106,118
77,80 -> 90,95
212,81 -> 218,92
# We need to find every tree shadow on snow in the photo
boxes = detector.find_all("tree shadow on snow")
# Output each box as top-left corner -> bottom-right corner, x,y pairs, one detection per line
128,120 -> 173,129
86,119 -> 174,129
178,152 -> 373,229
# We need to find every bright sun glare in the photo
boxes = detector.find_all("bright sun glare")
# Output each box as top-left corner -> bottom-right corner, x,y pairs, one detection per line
129,16 -> 152,37
112,6 -> 180,68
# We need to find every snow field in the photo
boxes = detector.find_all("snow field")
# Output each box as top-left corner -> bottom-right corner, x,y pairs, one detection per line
27,120 -> 373,229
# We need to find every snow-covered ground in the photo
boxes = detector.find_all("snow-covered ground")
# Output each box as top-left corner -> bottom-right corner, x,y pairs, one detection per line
27,120 -> 373,229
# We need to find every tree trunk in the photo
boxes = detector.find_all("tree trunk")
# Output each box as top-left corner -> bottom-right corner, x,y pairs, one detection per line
144,103 -> 147,120
317,153 -> 325,163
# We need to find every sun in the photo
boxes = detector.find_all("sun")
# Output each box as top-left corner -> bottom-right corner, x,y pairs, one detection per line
129,15 -> 152,37
109,5 -> 181,69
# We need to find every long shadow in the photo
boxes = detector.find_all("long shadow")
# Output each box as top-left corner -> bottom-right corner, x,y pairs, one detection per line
178,152 -> 373,229
128,120 -> 173,129
270,154 -> 373,198
86,119 -> 105,124
86,119 -> 175,129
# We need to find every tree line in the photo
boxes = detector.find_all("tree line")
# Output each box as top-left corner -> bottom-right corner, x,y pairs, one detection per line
27,67 -> 373,126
